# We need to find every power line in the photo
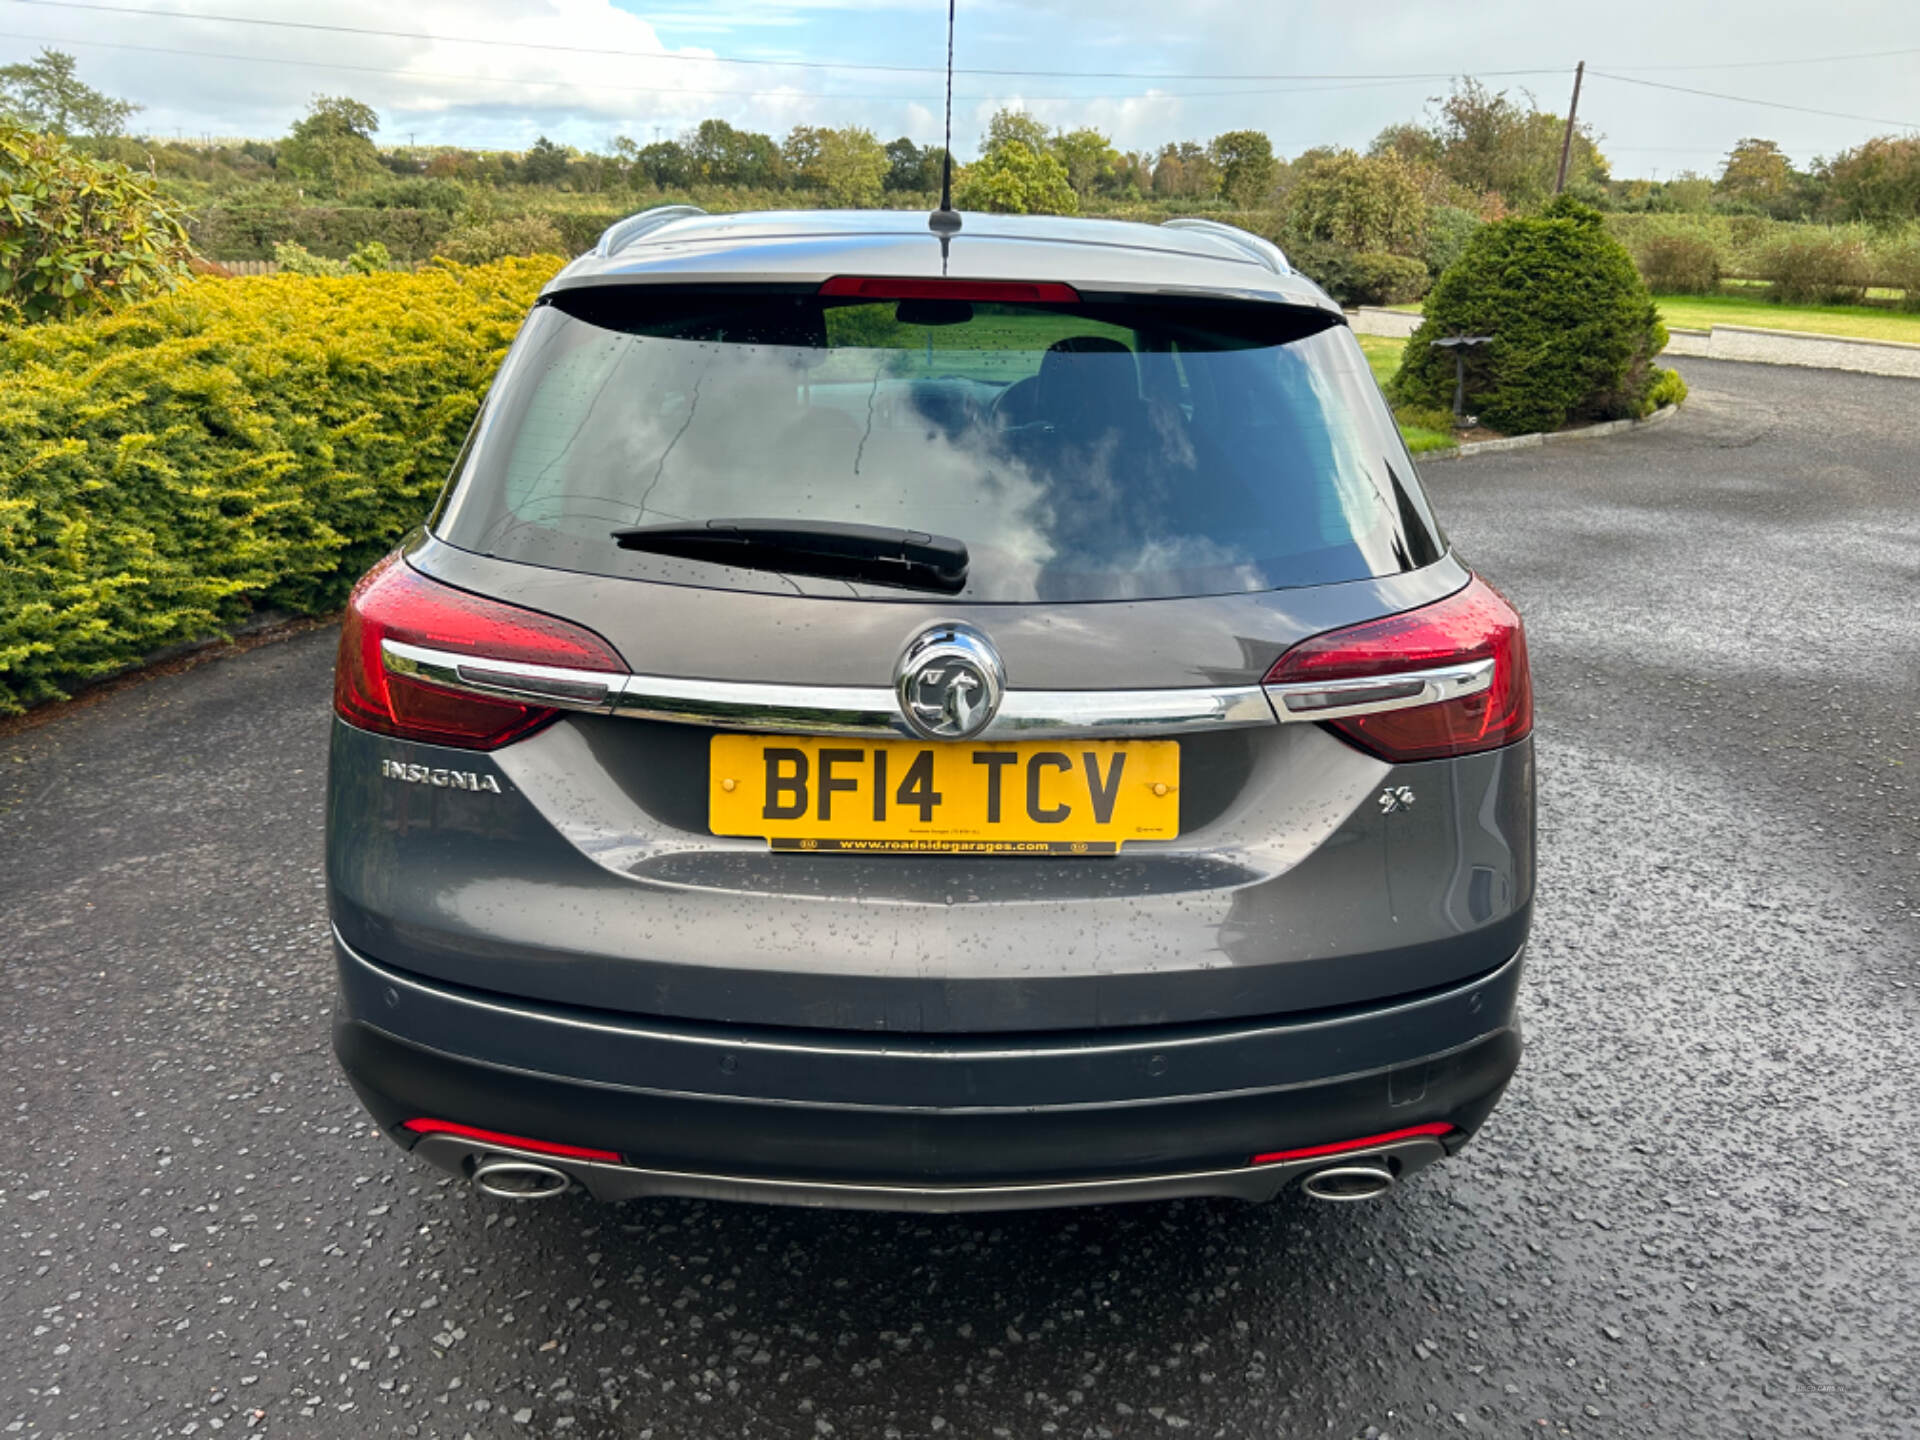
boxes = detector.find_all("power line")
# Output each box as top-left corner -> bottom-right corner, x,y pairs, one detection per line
0,0 -> 1572,83
1588,70 -> 1920,131
1607,45 -> 1920,72
8,0 -> 1917,85
0,29 -> 1463,103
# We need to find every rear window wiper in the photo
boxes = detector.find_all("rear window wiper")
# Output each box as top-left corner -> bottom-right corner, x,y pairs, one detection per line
612,519 -> 969,595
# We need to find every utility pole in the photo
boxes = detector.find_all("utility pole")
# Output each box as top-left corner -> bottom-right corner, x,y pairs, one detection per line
1554,61 -> 1585,194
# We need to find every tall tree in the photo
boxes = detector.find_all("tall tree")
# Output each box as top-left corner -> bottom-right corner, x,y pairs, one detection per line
634,140 -> 692,189
1053,127 -> 1120,200
688,118 -> 783,187
812,127 -> 887,207
1816,136 -> 1920,224
0,48 -> 139,136
1152,141 -> 1218,200
983,109 -> 1050,157
883,137 -> 941,193
1209,130 -> 1277,206
1287,149 -> 1426,254
1370,121 -> 1443,167
279,95 -> 384,195
519,135 -> 571,187
782,125 -> 829,187
956,139 -> 1076,215
1716,138 -> 1792,209
1431,79 -> 1606,209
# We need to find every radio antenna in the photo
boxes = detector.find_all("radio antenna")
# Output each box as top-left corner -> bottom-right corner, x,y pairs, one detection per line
928,0 -> 961,245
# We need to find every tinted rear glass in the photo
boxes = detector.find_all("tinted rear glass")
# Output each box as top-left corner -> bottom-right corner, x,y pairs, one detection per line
434,289 -> 1443,603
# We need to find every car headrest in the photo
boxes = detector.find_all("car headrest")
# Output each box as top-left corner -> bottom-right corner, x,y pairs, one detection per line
1036,336 -> 1139,438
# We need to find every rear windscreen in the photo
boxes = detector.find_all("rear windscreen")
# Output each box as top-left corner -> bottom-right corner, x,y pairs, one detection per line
433,289 -> 1445,603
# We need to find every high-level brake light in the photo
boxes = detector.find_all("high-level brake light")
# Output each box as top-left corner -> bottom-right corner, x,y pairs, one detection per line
817,276 -> 1080,303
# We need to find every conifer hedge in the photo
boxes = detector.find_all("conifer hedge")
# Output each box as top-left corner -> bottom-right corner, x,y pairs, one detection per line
1392,196 -> 1671,435
0,257 -> 561,711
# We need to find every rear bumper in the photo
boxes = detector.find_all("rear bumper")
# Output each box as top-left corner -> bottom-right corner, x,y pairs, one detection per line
332,930 -> 1523,1210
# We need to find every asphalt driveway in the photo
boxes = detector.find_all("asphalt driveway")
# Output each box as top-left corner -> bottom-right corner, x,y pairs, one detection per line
3,357 -> 1916,1438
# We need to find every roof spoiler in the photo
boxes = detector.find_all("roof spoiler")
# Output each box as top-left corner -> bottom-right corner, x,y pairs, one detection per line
593,204 -> 708,258
1159,218 -> 1291,276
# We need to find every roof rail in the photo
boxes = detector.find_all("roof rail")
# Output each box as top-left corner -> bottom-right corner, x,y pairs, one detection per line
593,204 -> 708,258
1159,218 -> 1290,275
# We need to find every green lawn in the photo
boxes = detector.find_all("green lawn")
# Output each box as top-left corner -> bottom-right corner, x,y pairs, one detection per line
1356,333 -> 1402,385
1650,291 -> 1920,345
1356,334 -> 1457,454
1385,293 -> 1920,345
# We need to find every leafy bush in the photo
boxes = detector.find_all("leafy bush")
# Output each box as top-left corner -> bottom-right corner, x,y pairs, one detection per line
955,140 -> 1078,215
1633,233 -> 1722,294
359,176 -> 471,214
1877,236 -> 1920,311
1756,231 -> 1871,304
272,240 -> 348,276
1349,251 -> 1430,305
1289,243 -> 1427,307
1391,196 -> 1667,435
0,257 -> 560,711
435,214 -> 567,265
1645,367 -> 1688,411
346,239 -> 392,274
1286,241 -> 1363,305
1817,136 -> 1920,226
0,121 -> 193,325
1285,149 -> 1425,255
1423,204 -> 1481,277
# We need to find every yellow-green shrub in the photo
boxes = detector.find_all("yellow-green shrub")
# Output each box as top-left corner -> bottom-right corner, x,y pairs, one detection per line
0,255 -> 563,711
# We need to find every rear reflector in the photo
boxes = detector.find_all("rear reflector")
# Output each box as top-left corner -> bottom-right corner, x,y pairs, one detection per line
1263,576 -> 1532,762
333,552 -> 626,751
818,276 -> 1080,303
402,1118 -> 622,1164
1250,1122 -> 1454,1166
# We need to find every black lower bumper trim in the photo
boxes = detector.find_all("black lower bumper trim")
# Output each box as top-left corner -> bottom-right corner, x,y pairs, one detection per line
333,950 -> 1523,1189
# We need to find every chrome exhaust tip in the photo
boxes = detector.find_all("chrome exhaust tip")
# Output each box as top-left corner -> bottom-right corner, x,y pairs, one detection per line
1300,1160 -> 1395,1202
472,1157 -> 573,1200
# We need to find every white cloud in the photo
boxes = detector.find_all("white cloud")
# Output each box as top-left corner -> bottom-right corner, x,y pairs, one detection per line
0,0 -> 1913,169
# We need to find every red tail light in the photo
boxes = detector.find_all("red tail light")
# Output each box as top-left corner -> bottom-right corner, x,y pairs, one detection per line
818,276 -> 1080,303
1264,577 -> 1532,762
333,552 -> 626,751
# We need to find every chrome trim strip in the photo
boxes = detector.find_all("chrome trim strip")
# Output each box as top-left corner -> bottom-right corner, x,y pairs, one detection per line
994,685 -> 1275,737
381,640 -> 619,712
410,1133 -> 1448,1213
381,640 -> 1277,740
1265,658 -> 1495,724
613,675 -> 907,736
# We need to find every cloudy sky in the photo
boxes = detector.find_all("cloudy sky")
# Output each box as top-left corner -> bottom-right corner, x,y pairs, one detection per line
2,0 -> 1915,176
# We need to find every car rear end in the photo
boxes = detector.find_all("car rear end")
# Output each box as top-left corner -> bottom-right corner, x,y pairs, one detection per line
325,211 -> 1533,1211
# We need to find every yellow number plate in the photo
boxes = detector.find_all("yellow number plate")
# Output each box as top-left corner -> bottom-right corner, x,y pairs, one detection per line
709,735 -> 1179,854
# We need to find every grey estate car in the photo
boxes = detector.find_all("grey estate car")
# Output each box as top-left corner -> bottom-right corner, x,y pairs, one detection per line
327,205 -> 1534,1212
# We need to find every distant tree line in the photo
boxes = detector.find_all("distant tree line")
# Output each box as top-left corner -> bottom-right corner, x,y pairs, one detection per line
8,43 -> 1918,229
